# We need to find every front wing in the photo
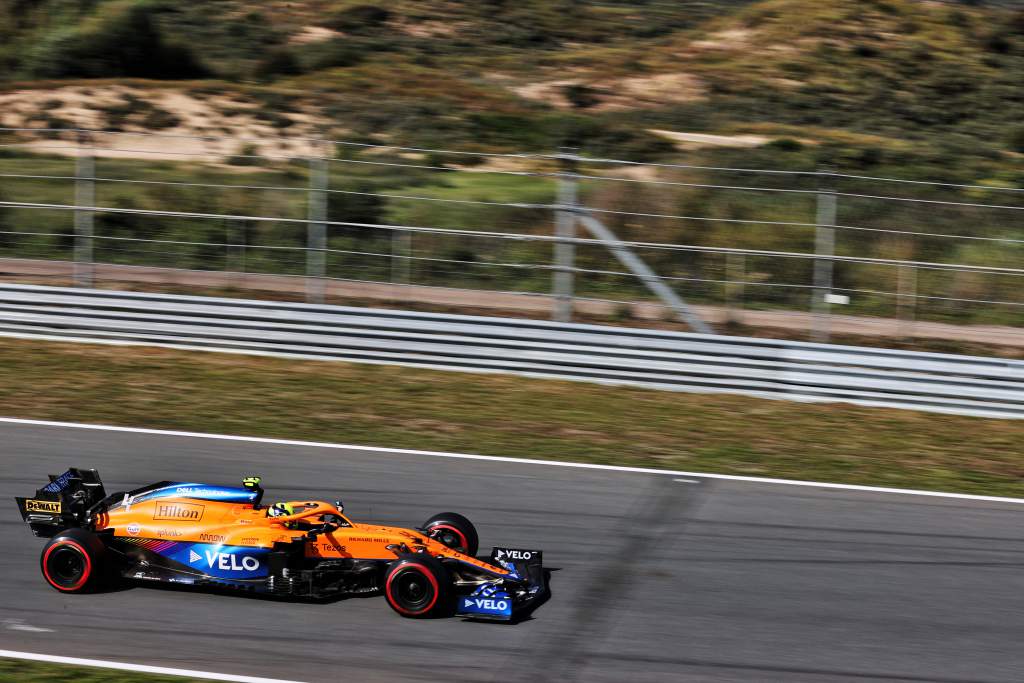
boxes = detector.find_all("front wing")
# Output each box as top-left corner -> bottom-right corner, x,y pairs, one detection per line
456,547 -> 545,621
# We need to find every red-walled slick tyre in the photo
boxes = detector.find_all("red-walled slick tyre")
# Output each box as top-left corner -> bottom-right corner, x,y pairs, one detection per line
40,529 -> 106,593
422,512 -> 478,557
384,557 -> 450,618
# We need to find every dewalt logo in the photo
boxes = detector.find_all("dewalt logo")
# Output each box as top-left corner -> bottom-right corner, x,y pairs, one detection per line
25,499 -> 61,514
153,502 -> 204,521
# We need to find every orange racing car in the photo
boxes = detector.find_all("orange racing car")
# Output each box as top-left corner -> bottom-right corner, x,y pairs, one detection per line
15,468 -> 545,620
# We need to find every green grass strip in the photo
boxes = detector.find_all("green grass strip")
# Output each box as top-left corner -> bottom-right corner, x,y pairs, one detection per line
0,657 -> 211,682
1,337 -> 1022,497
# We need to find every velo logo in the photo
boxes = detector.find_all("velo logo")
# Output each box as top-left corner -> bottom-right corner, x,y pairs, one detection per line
462,597 -> 510,613
495,548 -> 538,561
191,549 -> 261,572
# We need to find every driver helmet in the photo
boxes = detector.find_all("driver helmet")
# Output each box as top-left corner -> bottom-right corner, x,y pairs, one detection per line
267,502 -> 294,518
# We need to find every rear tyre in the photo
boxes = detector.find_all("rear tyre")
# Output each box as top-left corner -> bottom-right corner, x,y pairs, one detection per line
384,557 -> 450,618
40,529 -> 107,593
422,512 -> 478,557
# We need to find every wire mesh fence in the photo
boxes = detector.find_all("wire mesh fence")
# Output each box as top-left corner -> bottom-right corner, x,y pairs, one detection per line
0,126 -> 1020,337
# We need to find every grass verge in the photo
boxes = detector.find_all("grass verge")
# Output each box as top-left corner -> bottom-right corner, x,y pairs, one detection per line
0,657 -> 208,682
1,337 -> 1022,497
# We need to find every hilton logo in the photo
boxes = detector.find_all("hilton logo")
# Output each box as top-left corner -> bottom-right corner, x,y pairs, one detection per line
153,502 -> 204,521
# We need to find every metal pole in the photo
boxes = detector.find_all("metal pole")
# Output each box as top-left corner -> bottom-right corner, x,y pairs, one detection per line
552,149 -> 578,323
392,229 -> 411,284
811,169 -> 837,342
74,132 -> 94,287
726,252 -> 745,325
577,212 -> 714,334
306,140 -> 328,303
898,263 -> 917,339
227,220 -> 246,281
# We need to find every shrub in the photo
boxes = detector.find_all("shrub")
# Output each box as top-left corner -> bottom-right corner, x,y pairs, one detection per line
254,49 -> 302,80
322,5 -> 391,33
227,143 -> 262,166
1009,126 -> 1024,153
563,84 -> 602,110
26,3 -> 207,79
767,138 -> 803,152
300,39 -> 364,71
327,183 -> 383,225
141,108 -> 181,130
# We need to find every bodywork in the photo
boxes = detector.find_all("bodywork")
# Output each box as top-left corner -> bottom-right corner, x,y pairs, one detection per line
17,469 -> 545,620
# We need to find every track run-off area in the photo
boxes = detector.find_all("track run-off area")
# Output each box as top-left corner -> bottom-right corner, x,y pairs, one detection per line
2,419 -> 1024,682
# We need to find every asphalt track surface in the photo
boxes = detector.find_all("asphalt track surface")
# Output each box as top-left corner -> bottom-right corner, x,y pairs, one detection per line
2,423 -> 1024,682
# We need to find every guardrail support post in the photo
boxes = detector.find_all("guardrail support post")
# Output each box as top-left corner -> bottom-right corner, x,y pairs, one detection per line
306,140 -> 328,304
812,170 -> 837,342
74,131 -> 94,288
552,148 -> 578,323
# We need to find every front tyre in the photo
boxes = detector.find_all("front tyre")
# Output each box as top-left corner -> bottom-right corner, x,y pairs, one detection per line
384,557 -> 450,618
40,529 -> 107,593
422,512 -> 479,557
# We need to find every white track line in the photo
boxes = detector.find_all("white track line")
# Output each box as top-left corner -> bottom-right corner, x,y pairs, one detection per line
2,416 -> 1023,505
0,649 -> 307,683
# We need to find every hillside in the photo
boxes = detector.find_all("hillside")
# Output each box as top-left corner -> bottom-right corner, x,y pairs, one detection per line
0,0 -> 1022,162
0,0 -> 1021,334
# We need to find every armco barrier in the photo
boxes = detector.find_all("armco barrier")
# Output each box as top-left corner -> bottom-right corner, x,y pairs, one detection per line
0,284 -> 1020,419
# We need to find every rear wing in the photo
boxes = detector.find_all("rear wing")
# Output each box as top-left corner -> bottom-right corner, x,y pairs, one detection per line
15,468 -> 106,537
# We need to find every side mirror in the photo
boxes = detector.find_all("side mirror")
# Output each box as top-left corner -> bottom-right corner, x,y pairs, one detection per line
334,499 -> 345,513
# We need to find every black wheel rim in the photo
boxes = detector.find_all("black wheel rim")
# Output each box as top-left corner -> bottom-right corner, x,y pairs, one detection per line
436,529 -> 464,552
47,546 -> 86,587
394,570 -> 434,611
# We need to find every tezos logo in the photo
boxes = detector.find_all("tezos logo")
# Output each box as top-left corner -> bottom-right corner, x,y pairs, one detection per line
126,523 -> 141,536
153,502 -> 204,521
192,550 -> 261,572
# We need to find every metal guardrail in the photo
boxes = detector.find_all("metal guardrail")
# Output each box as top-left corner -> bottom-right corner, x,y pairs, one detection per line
0,284 -> 1020,419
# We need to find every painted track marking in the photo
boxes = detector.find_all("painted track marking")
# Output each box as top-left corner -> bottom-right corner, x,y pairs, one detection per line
1,416 -> 1022,505
0,649 -> 308,683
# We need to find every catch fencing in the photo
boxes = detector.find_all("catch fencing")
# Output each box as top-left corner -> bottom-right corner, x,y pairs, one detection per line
0,284 -> 1020,419
0,126 -> 1021,340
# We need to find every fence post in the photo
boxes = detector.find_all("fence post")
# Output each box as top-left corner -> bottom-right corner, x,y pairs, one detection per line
392,230 -> 411,284
726,252 -> 745,325
552,148 -> 578,323
306,139 -> 328,304
811,168 -> 837,342
74,131 -> 94,288
898,263 -> 917,339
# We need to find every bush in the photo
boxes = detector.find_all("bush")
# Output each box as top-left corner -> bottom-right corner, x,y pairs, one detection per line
322,5 -> 391,33
563,84 -> 602,110
300,39 -> 364,71
254,49 -> 302,80
98,93 -> 154,130
327,183 -> 383,225
26,2 -> 207,79
767,138 -> 803,152
1009,126 -> 1024,153
141,108 -> 181,130
227,143 -> 262,166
